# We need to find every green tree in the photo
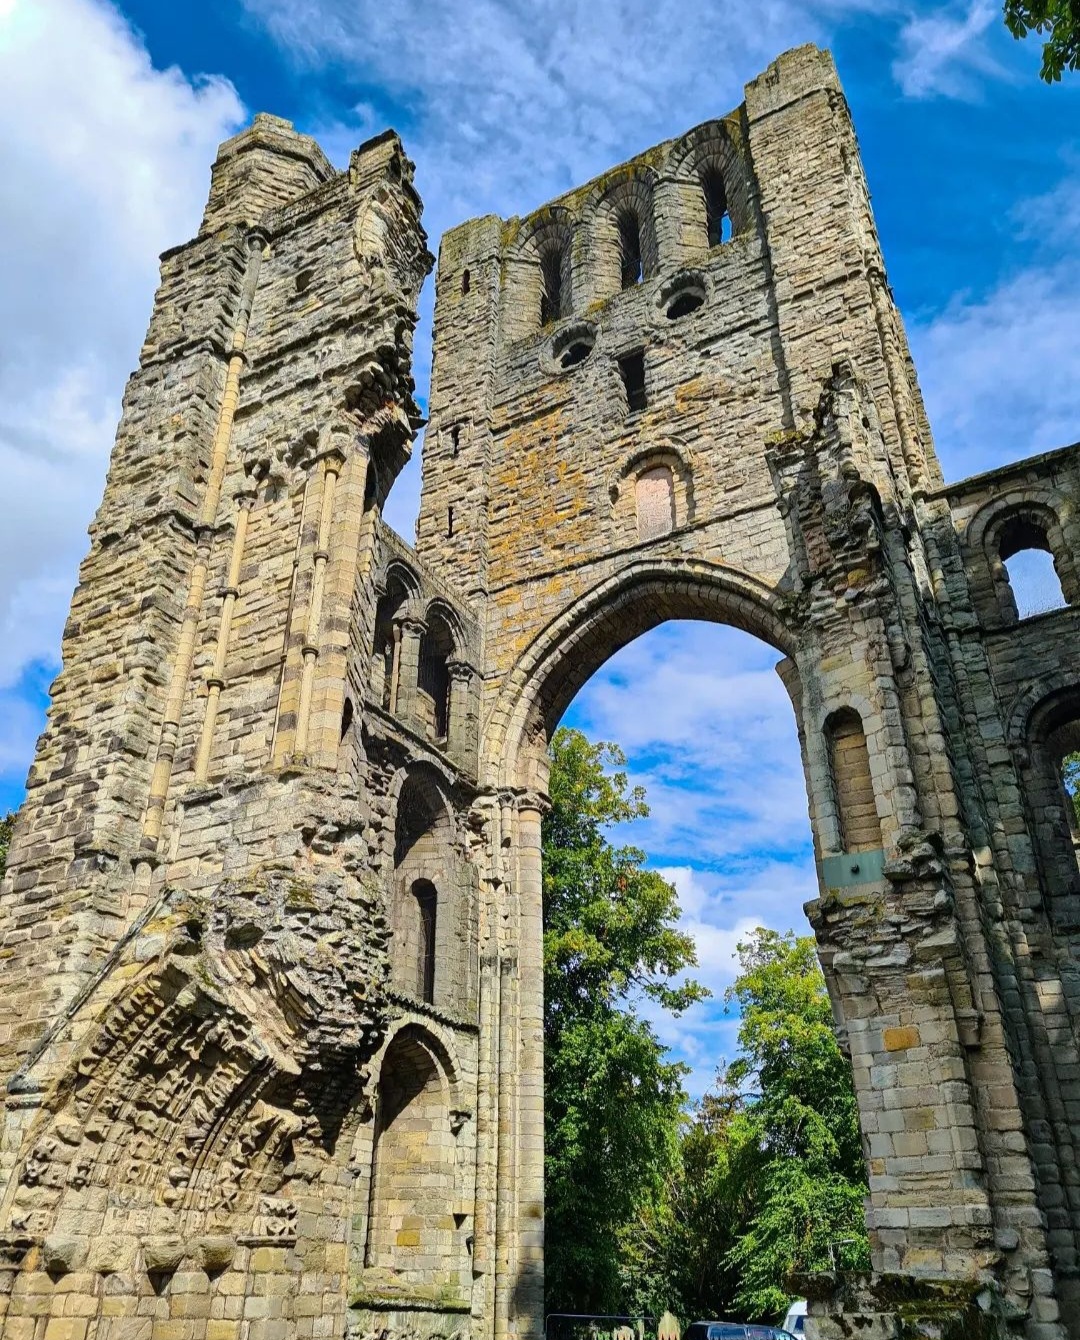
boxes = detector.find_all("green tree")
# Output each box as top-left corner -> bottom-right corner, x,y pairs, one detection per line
720,929 -> 870,1319
0,811 -> 14,879
543,727 -> 706,1314
624,929 -> 870,1324
1063,751 -> 1080,827
1005,0 -> 1080,80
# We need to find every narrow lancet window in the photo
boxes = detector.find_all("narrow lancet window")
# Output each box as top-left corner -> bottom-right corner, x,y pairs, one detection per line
540,245 -> 564,325
619,350 -> 647,414
826,708 -> 881,852
413,880 -> 437,1003
618,211 -> 643,288
702,165 -> 731,246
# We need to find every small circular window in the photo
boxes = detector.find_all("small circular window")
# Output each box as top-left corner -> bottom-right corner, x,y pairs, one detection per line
658,272 -> 707,321
548,322 -> 598,374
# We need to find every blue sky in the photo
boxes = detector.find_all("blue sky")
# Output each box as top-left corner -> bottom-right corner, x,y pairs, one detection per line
0,0 -> 1077,1094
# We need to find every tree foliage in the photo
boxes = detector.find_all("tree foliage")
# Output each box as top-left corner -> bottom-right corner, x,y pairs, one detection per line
718,931 -> 870,1317
621,931 -> 870,1323
543,733 -> 869,1322
543,728 -> 705,1314
1005,0 -> 1080,80
1063,751 -> 1080,827
0,812 -> 13,879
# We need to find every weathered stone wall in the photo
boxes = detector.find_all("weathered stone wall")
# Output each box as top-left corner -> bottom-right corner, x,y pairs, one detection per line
2,38 -> 1080,1340
0,114 -> 488,1340
415,41 -> 1076,1340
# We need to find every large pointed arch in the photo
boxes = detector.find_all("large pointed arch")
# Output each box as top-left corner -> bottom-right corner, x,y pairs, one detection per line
481,558 -> 800,790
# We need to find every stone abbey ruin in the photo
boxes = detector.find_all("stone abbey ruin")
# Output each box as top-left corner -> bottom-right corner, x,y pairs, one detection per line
1,39 -> 1079,1340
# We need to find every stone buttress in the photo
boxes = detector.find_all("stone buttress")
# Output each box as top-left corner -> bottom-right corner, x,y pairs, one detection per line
0,114 -> 491,1340
3,42 -> 1080,1340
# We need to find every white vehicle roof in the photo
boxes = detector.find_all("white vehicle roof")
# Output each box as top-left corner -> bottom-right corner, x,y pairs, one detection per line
782,1300 -> 807,1328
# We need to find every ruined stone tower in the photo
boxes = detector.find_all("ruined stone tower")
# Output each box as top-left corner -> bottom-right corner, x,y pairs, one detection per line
2,42 -> 1080,1340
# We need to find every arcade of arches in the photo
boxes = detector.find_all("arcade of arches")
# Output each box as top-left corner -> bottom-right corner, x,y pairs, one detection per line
2,41 -> 1080,1340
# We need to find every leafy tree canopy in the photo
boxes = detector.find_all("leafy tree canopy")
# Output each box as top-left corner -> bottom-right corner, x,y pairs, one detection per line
622,930 -> 870,1324
1063,751 -> 1080,827
719,930 -> 870,1318
0,812 -> 14,879
542,733 -> 870,1323
543,728 -> 705,1314
1005,0 -> 1080,80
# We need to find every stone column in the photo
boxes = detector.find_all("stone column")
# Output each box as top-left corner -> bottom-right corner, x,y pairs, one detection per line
193,490 -> 255,784
394,616 -> 426,728
447,659 -> 476,766
510,793 -> 545,1340
142,230 -> 265,847
294,451 -> 343,759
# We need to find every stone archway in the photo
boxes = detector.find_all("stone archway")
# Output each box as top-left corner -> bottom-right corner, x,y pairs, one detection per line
474,547 -> 1016,1339
364,1026 -> 467,1289
483,559 -> 799,794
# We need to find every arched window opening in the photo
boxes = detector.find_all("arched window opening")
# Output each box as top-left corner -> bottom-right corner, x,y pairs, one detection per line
412,879 -> 438,1003
618,350 -> 647,414
539,244 -> 565,326
618,211 -> 644,289
1045,718 -> 1080,878
372,576 -> 409,712
636,465 -> 675,542
340,696 -> 354,741
392,774 -> 453,1006
365,1032 -> 458,1279
826,708 -> 881,852
702,165 -> 732,247
461,267 -> 471,295
998,516 -> 1067,618
418,613 -> 454,741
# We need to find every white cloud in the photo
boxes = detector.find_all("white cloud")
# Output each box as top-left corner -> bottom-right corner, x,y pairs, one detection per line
565,624 -> 820,1094
0,0 -> 243,782
652,860 -> 818,1094
244,0 -> 862,539
242,0 -> 852,259
911,176 -> 1080,479
566,623 -> 813,866
892,0 -> 1006,100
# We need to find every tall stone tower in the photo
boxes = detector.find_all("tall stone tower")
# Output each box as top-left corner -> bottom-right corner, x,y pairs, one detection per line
3,43 -> 1080,1340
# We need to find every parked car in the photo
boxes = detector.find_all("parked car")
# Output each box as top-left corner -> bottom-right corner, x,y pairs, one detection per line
781,1300 -> 806,1335
684,1323 -> 795,1340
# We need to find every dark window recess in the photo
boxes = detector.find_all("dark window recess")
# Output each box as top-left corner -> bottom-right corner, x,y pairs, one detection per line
560,340 -> 592,369
295,268 -> 313,294
340,696 -> 354,740
618,351 -> 647,413
540,246 -> 564,325
447,505 -> 454,539
702,165 -> 731,247
461,267 -> 471,295
619,211 -> 644,288
414,880 -> 437,1003
666,289 -> 705,319
450,424 -> 461,456
419,620 -> 452,740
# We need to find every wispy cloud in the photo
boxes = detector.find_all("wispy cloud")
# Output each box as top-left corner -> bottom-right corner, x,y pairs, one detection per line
242,0 -> 835,230
892,0 -> 1007,100
911,175 -> 1080,477
0,0 -> 244,792
565,623 -> 811,866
